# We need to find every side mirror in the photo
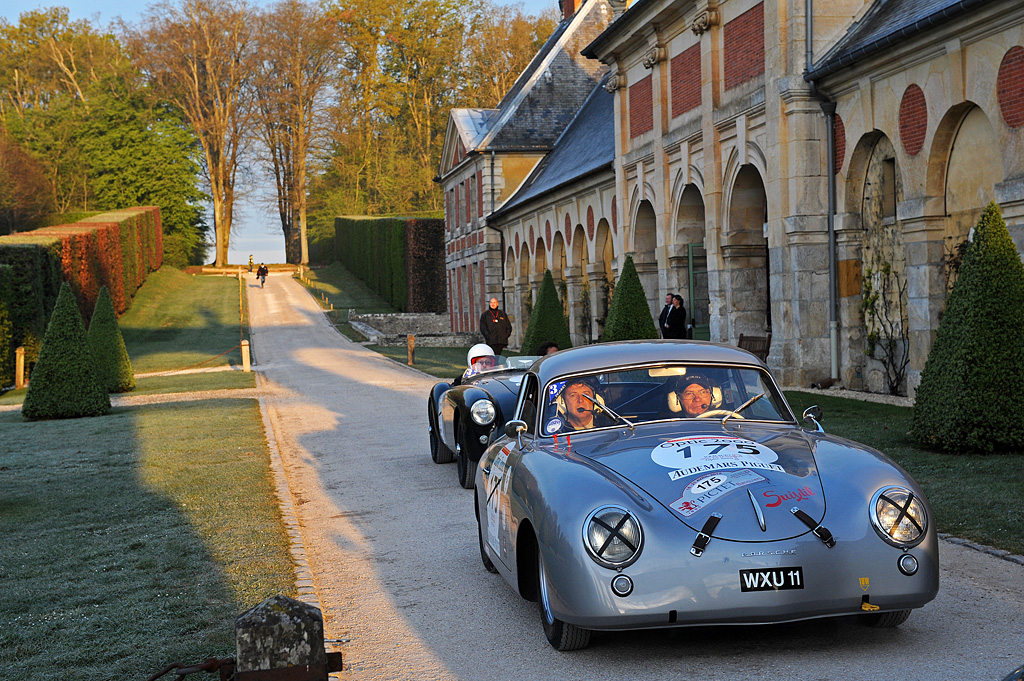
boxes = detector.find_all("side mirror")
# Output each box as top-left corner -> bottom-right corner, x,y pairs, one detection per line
802,405 -> 824,433
504,420 -> 527,448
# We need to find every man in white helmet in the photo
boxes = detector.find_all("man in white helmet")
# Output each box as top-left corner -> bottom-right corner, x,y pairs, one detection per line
460,343 -> 497,382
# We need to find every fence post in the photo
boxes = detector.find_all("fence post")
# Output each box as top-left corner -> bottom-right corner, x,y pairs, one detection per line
407,334 -> 415,365
235,594 -> 339,678
15,346 -> 25,389
241,340 -> 251,372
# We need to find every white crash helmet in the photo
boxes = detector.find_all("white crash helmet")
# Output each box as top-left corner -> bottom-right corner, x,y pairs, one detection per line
467,343 -> 495,367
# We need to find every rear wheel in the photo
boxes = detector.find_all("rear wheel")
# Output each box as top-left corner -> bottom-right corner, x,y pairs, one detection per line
861,609 -> 912,627
537,553 -> 591,650
428,398 -> 454,464
456,420 -> 476,489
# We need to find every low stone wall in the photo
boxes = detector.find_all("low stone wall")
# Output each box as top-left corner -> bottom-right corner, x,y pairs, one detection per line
348,311 -> 480,347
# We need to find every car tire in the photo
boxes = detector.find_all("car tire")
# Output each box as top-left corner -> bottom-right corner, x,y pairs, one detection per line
429,398 -> 455,464
537,552 -> 591,651
456,420 -> 476,489
861,609 -> 912,627
476,495 -> 498,574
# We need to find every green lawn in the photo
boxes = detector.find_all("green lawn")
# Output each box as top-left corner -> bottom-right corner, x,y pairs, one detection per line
785,390 -> 1024,556
297,262 -> 398,341
120,268 -> 249,373
0,268 -> 292,680
369,344 -> 470,380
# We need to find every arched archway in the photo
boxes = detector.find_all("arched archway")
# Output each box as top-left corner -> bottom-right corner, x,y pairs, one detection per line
590,219 -> 615,338
723,164 -> 770,340
674,184 -> 709,338
632,199 -> 659,318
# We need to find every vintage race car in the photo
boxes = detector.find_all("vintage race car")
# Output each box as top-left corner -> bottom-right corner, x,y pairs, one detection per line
428,355 -> 539,488
475,340 -> 939,650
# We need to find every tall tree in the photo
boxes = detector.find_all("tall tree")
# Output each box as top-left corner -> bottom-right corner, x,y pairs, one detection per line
253,0 -> 339,264
125,0 -> 257,266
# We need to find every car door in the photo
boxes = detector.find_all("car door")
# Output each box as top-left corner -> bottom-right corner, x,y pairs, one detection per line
482,372 -> 539,570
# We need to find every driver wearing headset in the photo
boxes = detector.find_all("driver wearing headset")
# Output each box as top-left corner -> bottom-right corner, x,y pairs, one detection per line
559,377 -> 612,432
676,374 -> 715,417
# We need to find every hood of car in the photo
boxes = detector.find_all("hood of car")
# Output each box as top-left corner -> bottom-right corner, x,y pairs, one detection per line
468,371 -> 524,396
565,423 -> 826,542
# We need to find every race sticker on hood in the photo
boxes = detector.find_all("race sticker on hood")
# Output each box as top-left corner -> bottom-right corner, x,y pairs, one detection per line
670,469 -> 766,517
651,436 -> 784,481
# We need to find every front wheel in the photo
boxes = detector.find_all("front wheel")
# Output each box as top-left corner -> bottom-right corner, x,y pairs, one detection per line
537,553 -> 591,650
428,398 -> 455,464
861,609 -> 912,627
456,420 -> 476,489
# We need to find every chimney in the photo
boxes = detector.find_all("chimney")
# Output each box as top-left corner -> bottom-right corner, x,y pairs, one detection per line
562,0 -> 582,20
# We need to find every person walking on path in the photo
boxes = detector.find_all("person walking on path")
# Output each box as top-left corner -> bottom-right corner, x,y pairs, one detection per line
256,263 -> 269,288
249,254 -> 254,273
480,297 -> 512,357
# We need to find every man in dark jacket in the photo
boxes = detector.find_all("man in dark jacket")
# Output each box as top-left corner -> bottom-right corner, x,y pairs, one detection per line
663,295 -> 687,339
658,293 -> 674,338
480,297 -> 512,356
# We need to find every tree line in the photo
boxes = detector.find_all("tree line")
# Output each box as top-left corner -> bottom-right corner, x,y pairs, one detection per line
0,0 -> 556,266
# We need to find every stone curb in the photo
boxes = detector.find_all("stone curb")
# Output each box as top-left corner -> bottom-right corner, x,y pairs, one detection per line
939,533 -> 1024,566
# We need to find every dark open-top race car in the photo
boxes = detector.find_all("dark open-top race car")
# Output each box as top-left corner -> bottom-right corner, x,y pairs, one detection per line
428,354 -> 539,488
475,340 -> 939,650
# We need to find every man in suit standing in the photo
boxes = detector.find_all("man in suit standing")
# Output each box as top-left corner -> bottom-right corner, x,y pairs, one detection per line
658,293 -> 674,338
663,295 -> 687,339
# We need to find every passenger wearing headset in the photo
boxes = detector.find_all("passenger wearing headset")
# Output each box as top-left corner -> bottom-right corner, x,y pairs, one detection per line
558,377 -> 613,432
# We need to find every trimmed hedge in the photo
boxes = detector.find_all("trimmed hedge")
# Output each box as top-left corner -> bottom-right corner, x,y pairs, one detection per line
520,270 -> 573,355
22,282 -> 110,420
0,207 -> 161,368
0,265 -> 12,386
334,216 -> 445,312
87,286 -> 135,393
910,202 -> 1024,453
600,254 -> 659,342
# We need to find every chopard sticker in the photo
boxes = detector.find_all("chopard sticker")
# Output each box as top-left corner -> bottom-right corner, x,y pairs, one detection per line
670,470 -> 766,517
652,436 -> 783,480
544,418 -> 563,434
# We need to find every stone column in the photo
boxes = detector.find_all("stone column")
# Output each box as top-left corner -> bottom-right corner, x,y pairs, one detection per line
587,263 -> 608,340
515,274 -> 532,342
902,211 -> 947,398
565,266 -> 586,346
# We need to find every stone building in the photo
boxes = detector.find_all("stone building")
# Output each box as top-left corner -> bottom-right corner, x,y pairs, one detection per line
442,0 -> 1024,396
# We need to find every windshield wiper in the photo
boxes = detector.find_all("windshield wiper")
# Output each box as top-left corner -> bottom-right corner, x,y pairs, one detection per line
723,392 -> 766,425
583,393 -> 635,432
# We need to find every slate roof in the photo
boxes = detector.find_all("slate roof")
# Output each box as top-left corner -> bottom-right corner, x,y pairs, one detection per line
491,76 -> 614,218
807,0 -> 990,81
449,109 -> 499,150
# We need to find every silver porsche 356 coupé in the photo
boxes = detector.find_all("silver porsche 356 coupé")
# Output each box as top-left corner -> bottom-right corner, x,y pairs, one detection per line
474,340 -> 938,650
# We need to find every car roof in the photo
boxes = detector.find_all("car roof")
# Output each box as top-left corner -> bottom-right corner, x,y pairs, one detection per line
531,340 -> 765,384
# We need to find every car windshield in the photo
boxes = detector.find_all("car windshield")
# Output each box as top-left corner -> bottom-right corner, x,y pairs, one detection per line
468,355 -> 539,377
540,364 -> 793,436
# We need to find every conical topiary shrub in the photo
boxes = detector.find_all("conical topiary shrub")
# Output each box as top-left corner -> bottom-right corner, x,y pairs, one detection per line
911,202 -> 1024,452
87,286 -> 135,393
22,282 -> 110,420
599,254 -> 659,342
520,270 -> 573,355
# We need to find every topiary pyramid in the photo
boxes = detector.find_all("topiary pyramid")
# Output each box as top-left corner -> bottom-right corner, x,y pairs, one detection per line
22,282 -> 110,420
911,202 -> 1024,452
87,286 -> 135,393
520,269 -> 573,355
599,254 -> 659,342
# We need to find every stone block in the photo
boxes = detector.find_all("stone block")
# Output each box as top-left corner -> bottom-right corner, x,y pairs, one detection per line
235,594 -> 325,673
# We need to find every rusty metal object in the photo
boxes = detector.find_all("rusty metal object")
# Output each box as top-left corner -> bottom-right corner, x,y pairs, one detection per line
148,652 -> 341,681
145,657 -> 235,681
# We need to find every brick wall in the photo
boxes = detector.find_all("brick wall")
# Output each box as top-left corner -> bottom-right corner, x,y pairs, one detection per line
898,84 -> 927,156
629,75 -> 654,138
671,44 -> 701,117
723,3 -> 764,90
998,46 -> 1024,129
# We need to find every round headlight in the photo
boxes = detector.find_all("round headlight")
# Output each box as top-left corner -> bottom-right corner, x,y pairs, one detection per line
583,506 -> 643,568
470,399 -> 496,426
870,486 -> 928,547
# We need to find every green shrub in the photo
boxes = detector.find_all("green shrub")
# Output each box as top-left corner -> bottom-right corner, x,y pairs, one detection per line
911,202 -> 1024,452
22,282 -> 110,419
87,286 -> 135,393
520,269 -> 573,355
599,254 -> 658,342
0,264 -> 12,386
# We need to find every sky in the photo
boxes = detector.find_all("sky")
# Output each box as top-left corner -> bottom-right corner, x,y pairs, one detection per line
2,0 -> 556,264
